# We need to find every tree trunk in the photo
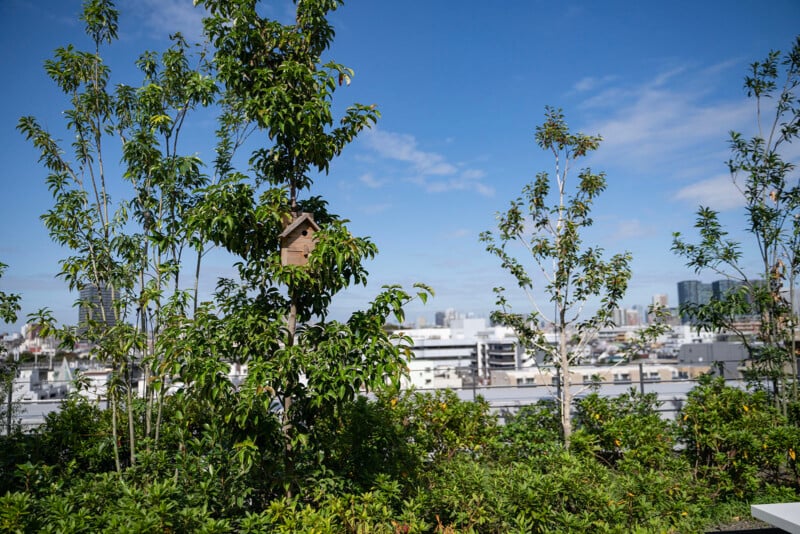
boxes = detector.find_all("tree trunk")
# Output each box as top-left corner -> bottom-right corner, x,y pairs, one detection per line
559,311 -> 572,449
283,298 -> 298,498
111,385 -> 121,474
127,361 -> 136,467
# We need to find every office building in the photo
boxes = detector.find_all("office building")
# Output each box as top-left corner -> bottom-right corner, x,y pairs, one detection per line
677,280 -> 712,324
78,284 -> 117,329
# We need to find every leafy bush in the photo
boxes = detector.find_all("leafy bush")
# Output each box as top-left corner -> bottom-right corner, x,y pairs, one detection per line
573,390 -> 678,470
677,375 -> 799,499
496,399 -> 563,461
383,389 -> 499,466
308,395 -> 420,493
35,396 -> 117,475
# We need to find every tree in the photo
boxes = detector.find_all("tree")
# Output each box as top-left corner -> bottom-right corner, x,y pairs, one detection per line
18,0 -> 217,469
18,0 -> 428,501
481,108 -> 632,449
672,36 -> 800,413
181,0 -> 430,496
0,262 -> 22,435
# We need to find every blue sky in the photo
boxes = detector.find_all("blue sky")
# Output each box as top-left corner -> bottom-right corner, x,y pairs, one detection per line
1,0 -> 799,332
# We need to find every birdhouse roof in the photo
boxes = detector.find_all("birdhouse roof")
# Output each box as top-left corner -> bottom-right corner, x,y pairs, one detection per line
279,212 -> 320,238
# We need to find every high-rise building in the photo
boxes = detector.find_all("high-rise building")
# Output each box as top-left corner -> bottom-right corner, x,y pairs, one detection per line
625,308 -> 642,326
677,280 -> 712,324
712,279 -> 765,320
711,279 -> 740,300
611,307 -> 625,326
78,284 -> 117,329
677,279 -> 767,324
444,308 -> 458,327
651,294 -> 668,308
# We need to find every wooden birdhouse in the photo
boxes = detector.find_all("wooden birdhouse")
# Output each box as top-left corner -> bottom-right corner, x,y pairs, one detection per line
280,212 -> 319,266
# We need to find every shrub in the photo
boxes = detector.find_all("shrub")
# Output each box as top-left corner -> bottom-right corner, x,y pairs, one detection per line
573,390 -> 678,469
307,395 -> 420,493
677,375 -> 798,499
384,389 -> 499,466
36,396 -> 117,475
496,399 -> 563,461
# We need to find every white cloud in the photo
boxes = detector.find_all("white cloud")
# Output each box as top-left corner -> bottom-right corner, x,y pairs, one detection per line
361,127 -> 493,196
133,0 -> 206,43
361,203 -> 391,215
414,170 -> 494,197
445,228 -> 472,239
584,90 -> 750,171
572,75 -> 616,93
461,169 -> 486,180
363,129 -> 457,176
474,182 -> 495,197
359,173 -> 384,189
610,219 -> 651,241
674,174 -> 744,211
579,63 -> 753,175
649,66 -> 688,88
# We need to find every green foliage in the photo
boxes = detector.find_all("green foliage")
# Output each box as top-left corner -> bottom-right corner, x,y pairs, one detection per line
0,491 -> 31,534
198,0 -> 379,194
387,389 -> 498,465
309,395 -> 418,493
0,360 -> 20,438
672,36 -> 800,410
36,396 -> 117,474
481,107 -> 633,448
1,387 -> 796,533
678,375 -> 800,499
415,449 -> 706,533
172,0 -> 432,499
0,263 -> 22,436
10,3 -> 800,533
497,399 -> 563,460
0,263 -> 21,325
309,390 -> 499,498
573,390 -> 678,470
0,472 -> 238,533
20,0 -> 429,499
18,0 -> 220,472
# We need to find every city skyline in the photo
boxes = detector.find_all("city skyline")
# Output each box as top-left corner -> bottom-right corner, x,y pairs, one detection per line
1,1 -> 799,332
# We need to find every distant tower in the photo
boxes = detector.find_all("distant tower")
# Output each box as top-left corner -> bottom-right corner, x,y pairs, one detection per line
712,279 -> 763,319
677,280 -> 711,324
611,307 -> 625,326
78,284 -> 117,330
711,279 -> 740,300
626,307 -> 642,326
445,308 -> 457,327
648,294 -> 670,324
652,294 -> 668,308
434,311 -> 446,327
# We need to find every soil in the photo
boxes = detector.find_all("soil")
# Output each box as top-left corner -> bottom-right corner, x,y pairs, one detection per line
705,516 -> 784,532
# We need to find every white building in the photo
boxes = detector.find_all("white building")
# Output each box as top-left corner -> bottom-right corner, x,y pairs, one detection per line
397,318 -> 537,389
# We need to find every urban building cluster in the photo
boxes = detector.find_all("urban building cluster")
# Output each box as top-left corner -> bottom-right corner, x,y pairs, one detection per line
399,311 -> 719,391
676,279 -> 765,324
0,281 -> 782,424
